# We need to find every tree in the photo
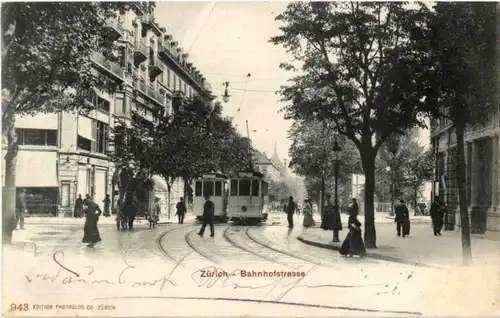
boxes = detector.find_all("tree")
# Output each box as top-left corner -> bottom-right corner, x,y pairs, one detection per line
111,97 -> 249,217
268,179 -> 291,203
375,134 -> 433,211
418,2 -> 499,264
1,2 -> 152,243
270,2 -> 433,247
288,120 -> 359,217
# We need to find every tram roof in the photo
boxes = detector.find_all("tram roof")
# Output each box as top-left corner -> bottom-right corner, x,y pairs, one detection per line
197,172 -> 229,180
234,170 -> 265,179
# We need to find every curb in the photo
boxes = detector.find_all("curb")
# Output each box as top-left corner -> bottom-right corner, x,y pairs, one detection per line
297,235 -> 448,270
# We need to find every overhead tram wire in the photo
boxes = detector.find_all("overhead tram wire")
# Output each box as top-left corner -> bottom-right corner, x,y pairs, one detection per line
236,73 -> 252,112
185,2 -> 217,54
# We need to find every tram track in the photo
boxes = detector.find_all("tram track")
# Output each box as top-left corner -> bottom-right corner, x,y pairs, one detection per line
245,227 -> 341,270
222,227 -> 291,267
157,225 -> 218,264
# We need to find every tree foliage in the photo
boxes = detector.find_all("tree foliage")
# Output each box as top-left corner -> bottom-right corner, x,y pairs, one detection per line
271,2 -> 434,247
375,134 -> 433,207
111,97 -> 250,188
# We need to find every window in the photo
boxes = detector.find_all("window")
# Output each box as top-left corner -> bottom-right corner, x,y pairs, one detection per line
195,181 -> 202,197
117,46 -> 126,68
239,179 -> 251,196
203,181 -> 214,197
262,181 -> 269,196
115,93 -> 125,113
251,180 -> 260,197
88,92 -> 110,112
214,181 -> 222,196
96,121 -> 108,154
16,129 -> 58,146
183,82 -> 187,94
173,74 -> 177,90
77,135 -> 92,151
178,78 -> 182,92
167,69 -> 171,87
230,180 -> 238,196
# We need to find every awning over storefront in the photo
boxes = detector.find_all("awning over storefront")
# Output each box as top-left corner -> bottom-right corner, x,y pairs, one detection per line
15,113 -> 58,130
152,175 -> 169,192
8,150 -> 58,187
77,115 -> 95,141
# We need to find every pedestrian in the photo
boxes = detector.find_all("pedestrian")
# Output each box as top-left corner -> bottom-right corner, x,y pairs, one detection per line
302,198 -> 316,228
123,191 -> 137,230
82,197 -> 102,248
430,196 -> 443,236
15,188 -> 27,230
102,194 -> 111,217
176,197 -> 186,224
284,196 -> 296,228
198,194 -> 214,237
74,194 -> 84,218
339,214 -> 366,257
394,199 -> 410,237
347,198 -> 359,229
324,195 -> 342,242
154,197 -> 161,223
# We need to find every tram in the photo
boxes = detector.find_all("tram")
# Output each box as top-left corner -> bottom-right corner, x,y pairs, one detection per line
193,172 -> 229,223
227,170 -> 269,224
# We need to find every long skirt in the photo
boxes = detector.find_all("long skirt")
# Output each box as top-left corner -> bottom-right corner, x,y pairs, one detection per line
321,213 -> 334,230
82,215 -> 101,244
339,229 -> 366,257
303,214 -> 316,227
74,207 -> 83,218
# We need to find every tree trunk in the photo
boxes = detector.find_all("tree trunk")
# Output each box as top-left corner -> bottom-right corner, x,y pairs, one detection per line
167,183 -> 172,220
362,151 -> 377,248
455,120 -> 472,265
2,106 -> 18,244
320,177 -> 325,221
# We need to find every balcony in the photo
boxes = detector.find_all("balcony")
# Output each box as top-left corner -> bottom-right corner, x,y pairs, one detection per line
134,39 -> 148,65
148,57 -> 163,80
104,18 -> 124,40
91,52 -> 125,82
135,81 -> 164,106
140,14 -> 162,36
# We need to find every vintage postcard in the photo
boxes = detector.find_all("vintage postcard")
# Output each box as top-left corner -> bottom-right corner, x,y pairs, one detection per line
2,1 -> 499,317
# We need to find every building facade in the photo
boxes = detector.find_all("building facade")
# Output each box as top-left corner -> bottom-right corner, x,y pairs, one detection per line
430,107 -> 500,238
252,143 -> 286,182
2,6 -> 214,216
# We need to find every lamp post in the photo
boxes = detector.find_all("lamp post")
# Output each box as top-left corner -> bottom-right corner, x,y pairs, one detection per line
222,82 -> 231,103
333,138 -> 341,241
385,166 -> 395,216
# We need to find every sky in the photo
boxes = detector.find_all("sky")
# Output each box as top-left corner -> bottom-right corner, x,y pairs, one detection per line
155,2 -> 293,163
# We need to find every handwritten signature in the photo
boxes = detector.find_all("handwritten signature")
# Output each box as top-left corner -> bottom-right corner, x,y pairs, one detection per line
24,251 -> 182,291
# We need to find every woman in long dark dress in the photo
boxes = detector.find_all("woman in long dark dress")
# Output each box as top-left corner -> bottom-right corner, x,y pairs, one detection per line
339,215 -> 366,257
82,199 -> 102,248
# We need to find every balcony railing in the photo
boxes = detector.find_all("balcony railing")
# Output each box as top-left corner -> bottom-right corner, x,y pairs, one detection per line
148,57 -> 163,79
91,52 -> 125,80
135,81 -> 163,105
134,39 -> 148,65
105,18 -> 124,39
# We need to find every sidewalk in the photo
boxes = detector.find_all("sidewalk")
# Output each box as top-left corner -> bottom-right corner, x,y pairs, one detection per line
21,213 -> 197,226
298,220 -> 500,269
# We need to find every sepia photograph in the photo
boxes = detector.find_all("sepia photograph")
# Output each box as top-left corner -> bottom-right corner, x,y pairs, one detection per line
1,1 -> 499,317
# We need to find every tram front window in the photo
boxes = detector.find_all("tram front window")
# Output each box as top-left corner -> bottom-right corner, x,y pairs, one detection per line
203,181 -> 214,197
239,179 -> 251,196
215,181 -> 222,196
230,180 -> 238,196
195,181 -> 202,197
251,180 -> 260,197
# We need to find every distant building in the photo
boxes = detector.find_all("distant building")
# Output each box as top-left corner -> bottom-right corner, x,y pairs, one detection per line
251,143 -> 284,182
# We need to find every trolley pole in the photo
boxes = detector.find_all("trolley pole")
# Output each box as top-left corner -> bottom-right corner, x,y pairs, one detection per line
246,120 -> 252,170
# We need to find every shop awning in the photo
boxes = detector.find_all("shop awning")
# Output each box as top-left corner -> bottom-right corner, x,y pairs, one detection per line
15,113 -> 58,130
7,150 -> 59,187
77,115 -> 95,141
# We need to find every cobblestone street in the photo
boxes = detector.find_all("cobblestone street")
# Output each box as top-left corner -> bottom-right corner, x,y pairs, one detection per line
4,213 -> 499,317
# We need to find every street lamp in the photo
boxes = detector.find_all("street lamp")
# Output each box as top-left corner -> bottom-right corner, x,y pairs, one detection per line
333,138 -> 341,241
385,166 -> 395,216
222,82 -> 231,103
